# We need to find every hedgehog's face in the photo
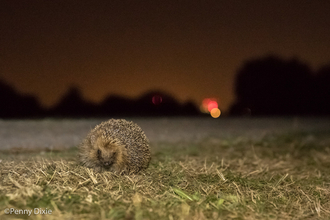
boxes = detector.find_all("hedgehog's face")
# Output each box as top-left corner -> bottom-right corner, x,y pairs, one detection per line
96,146 -> 118,168
90,135 -> 119,169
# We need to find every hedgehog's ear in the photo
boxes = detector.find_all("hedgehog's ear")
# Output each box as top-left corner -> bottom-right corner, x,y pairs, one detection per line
90,135 -> 96,145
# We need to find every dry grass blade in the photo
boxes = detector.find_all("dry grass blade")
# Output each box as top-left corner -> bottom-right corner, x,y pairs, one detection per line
85,168 -> 98,184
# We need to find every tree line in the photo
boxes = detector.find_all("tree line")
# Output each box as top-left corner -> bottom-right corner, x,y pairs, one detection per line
0,83 -> 200,118
230,55 -> 330,116
1,54 -> 329,118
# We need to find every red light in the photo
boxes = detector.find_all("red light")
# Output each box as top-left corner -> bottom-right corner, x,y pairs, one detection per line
152,95 -> 162,105
201,98 -> 218,112
207,100 -> 218,112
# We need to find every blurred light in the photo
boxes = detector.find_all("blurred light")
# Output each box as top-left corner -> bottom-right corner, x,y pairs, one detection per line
210,108 -> 221,118
152,95 -> 162,105
201,98 -> 219,113
207,100 -> 218,112
201,98 -> 221,118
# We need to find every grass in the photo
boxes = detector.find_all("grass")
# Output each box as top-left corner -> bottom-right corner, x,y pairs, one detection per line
0,131 -> 330,219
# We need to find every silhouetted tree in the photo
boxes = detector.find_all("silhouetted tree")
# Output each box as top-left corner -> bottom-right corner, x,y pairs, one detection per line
100,95 -> 134,116
0,79 -> 202,118
182,101 -> 201,116
0,79 -> 42,118
230,55 -> 313,116
135,91 -> 182,116
314,65 -> 330,114
50,86 -> 97,117
98,91 -> 201,117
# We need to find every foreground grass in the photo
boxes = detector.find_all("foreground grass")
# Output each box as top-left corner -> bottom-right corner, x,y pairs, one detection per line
0,132 -> 330,219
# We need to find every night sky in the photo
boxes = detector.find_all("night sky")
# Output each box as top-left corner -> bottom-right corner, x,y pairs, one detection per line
1,1 -> 330,112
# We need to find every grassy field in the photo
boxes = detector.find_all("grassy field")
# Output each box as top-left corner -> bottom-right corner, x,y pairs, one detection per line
0,118 -> 330,219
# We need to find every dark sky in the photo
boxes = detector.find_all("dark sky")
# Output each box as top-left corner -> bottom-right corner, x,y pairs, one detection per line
1,0 -> 330,112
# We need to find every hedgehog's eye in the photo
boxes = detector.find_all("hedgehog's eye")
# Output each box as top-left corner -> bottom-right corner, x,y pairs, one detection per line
97,149 -> 101,155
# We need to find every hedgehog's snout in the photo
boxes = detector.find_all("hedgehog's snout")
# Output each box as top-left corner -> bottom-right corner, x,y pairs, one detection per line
98,149 -> 117,168
103,160 -> 113,167
100,157 -> 114,168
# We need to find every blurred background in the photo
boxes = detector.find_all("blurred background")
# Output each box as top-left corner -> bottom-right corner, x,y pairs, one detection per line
1,0 -> 330,118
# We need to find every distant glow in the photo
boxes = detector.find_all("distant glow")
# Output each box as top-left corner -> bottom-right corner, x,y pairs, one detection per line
201,98 -> 221,117
201,98 -> 218,112
207,100 -> 218,112
210,108 -> 221,118
152,95 -> 162,105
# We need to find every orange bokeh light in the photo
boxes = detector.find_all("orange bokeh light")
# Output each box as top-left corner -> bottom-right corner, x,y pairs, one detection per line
210,108 -> 221,118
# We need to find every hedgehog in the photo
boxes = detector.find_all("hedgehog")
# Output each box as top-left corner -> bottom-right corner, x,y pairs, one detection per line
79,119 -> 151,174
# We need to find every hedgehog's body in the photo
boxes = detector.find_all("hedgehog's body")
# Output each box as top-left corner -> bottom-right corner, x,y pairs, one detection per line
79,119 -> 151,174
